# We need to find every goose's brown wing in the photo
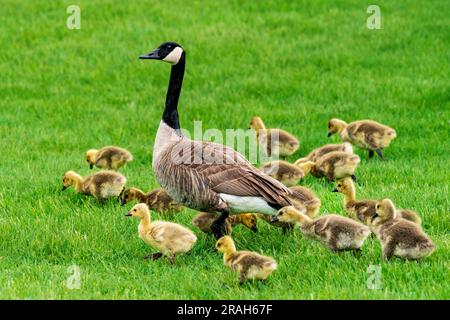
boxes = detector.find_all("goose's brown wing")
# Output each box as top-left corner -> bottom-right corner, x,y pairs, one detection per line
177,140 -> 292,206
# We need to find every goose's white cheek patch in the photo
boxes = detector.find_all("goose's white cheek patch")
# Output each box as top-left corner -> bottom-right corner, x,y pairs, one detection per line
163,47 -> 183,65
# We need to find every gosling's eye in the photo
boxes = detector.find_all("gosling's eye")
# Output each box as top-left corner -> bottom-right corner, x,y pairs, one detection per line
279,212 -> 284,216
133,209 -> 137,212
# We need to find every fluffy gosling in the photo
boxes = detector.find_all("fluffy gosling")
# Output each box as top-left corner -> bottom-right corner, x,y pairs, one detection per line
327,119 -> 396,159
119,187 -> 183,215
371,199 -> 434,260
272,206 -> 370,252
125,203 -> 197,264
85,146 -> 133,170
249,116 -> 299,158
216,236 -> 277,284
333,178 -> 421,225
192,212 -> 258,235
294,142 -> 353,167
289,186 -> 321,218
62,170 -> 126,202
260,160 -> 314,187
312,151 -> 360,182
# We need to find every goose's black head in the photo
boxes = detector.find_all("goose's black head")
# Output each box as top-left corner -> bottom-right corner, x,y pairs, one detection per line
139,42 -> 184,65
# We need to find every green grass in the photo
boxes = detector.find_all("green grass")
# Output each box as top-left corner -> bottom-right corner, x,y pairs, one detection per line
0,0 -> 449,299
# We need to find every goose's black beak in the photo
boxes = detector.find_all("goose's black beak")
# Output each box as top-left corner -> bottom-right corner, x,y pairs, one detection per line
61,186 -> 67,191
327,133 -> 332,138
270,216 -> 279,223
139,49 -> 161,60
332,188 -> 338,192
89,164 -> 93,170
125,211 -> 132,217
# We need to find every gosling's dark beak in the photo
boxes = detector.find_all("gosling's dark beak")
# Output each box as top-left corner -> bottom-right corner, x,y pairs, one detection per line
270,216 -> 279,223
251,226 -> 258,233
120,198 -> 127,206
332,188 -> 338,192
371,213 -> 379,222
61,186 -> 67,191
89,164 -> 93,170
327,133 -> 332,138
125,212 -> 132,217
139,49 -> 161,60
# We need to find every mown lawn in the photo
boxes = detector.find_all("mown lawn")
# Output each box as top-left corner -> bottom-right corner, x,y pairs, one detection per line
0,0 -> 449,299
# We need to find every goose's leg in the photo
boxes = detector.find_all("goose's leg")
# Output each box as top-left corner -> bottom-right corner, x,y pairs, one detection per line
211,209 -> 230,239
375,149 -> 384,160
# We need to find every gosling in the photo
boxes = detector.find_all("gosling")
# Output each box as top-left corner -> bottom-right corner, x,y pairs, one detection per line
249,116 -> 299,158
192,212 -> 258,235
125,203 -> 197,264
62,170 -> 126,202
257,186 -> 321,233
333,178 -> 422,225
272,206 -> 370,252
290,186 -> 321,218
313,151 -> 360,182
216,236 -> 277,284
119,187 -> 183,215
327,119 -> 396,159
294,142 -> 353,166
85,146 -> 133,170
260,160 -> 314,187
371,199 -> 434,260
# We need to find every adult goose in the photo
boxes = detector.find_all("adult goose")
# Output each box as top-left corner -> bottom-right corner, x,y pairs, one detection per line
139,42 -> 292,238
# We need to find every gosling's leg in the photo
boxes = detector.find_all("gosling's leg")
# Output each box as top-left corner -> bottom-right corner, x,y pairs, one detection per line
351,174 -> 357,183
211,210 -> 230,240
375,149 -> 384,160
368,150 -> 374,158
168,255 -> 175,265
144,252 -> 163,260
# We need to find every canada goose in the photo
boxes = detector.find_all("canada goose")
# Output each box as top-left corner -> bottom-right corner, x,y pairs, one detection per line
272,206 -> 370,252
313,151 -> 360,182
125,203 -> 197,264
371,199 -> 434,260
62,170 -> 126,202
140,42 -> 292,239
216,236 -> 277,284
294,143 -> 353,171
249,116 -> 299,158
85,146 -> 133,170
327,119 -> 396,159
192,212 -> 258,235
333,178 -> 422,225
260,160 -> 314,187
119,187 -> 183,215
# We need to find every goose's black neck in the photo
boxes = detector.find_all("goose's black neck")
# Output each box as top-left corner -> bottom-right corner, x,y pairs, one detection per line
163,52 -> 185,130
